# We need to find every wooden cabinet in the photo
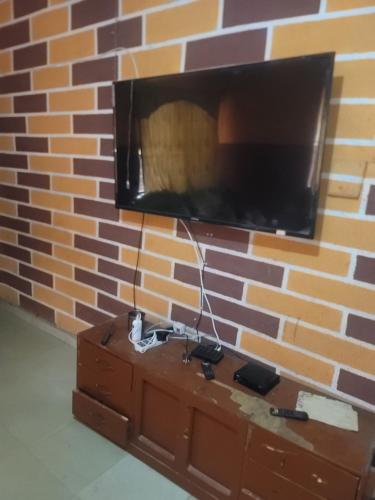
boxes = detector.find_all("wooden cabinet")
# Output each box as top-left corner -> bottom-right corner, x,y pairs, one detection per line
73,316 -> 375,500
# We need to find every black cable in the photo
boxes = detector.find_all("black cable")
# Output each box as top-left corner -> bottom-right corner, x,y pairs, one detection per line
133,212 -> 145,310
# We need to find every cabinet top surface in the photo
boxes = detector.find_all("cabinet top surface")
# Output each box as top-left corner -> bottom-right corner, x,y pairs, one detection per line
79,315 -> 375,476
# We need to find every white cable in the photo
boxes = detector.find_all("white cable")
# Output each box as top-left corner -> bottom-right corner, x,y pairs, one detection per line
180,220 -> 222,350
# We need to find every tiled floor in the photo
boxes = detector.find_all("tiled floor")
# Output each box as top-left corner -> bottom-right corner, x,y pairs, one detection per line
0,302 -> 190,500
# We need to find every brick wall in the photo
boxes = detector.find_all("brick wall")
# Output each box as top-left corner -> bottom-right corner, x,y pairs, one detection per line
0,0 -> 374,411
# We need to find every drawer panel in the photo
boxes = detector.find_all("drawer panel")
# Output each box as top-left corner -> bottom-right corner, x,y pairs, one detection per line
248,427 -> 358,500
78,339 -> 133,415
78,339 -> 133,392
240,458 -> 321,500
78,366 -> 132,416
73,390 -> 128,449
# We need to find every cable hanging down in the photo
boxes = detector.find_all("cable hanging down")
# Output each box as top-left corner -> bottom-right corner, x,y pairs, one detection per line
179,219 -> 222,351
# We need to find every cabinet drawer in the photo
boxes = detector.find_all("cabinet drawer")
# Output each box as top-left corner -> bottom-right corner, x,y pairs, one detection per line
248,428 -> 359,500
240,458 -> 322,500
78,339 -> 133,415
73,390 -> 129,449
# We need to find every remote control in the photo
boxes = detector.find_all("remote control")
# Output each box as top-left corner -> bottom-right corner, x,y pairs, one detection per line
201,361 -> 215,380
101,323 -> 115,346
270,407 -> 309,421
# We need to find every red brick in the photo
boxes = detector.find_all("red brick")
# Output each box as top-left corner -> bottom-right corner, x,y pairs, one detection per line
206,249 -> 284,287
75,267 -> 117,295
0,215 -> 29,233
75,234 -> 118,260
18,234 -> 51,255
19,263 -> 53,287
0,241 -> 30,262
99,222 -> 141,247
76,302 -> 112,325
0,271 -> 31,295
20,294 -> 55,323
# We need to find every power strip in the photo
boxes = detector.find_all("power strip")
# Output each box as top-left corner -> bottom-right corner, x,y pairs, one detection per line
133,334 -> 164,353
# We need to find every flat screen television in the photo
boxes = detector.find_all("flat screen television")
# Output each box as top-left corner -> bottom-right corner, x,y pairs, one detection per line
114,52 -> 334,238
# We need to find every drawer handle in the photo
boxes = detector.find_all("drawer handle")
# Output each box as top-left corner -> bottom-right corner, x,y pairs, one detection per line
95,358 -> 114,371
95,384 -> 112,397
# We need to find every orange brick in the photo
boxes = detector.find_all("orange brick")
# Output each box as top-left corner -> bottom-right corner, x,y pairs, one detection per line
147,0 -> 218,43
241,330 -> 334,385
53,212 -> 97,236
0,199 -> 16,216
0,51 -> 11,74
32,222 -> 73,246
49,0 -> 66,4
122,0 -> 172,13
121,248 -> 172,277
272,14 -> 375,58
50,137 -> 97,156
31,190 -> 72,212
0,255 -> 18,273
144,274 -> 199,308
54,245 -> 96,270
34,283 -> 73,314
55,276 -> 95,305
0,136 -> 14,151
319,179 -> 361,213
145,233 -> 196,263
0,284 -> 18,305
327,0 -> 375,10
50,30 -> 95,64
0,1 -> 11,23
0,228 -> 17,243
30,155 -> 71,174
322,144 -> 375,176
121,45 -> 181,79
0,96 -> 12,114
367,161 -> 375,178
327,104 -> 375,140
32,252 -> 73,279
316,214 -> 375,252
33,65 -> 70,90
52,175 -> 97,197
246,285 -> 342,332
333,60 -> 375,98
56,311 -> 89,335
28,115 -> 71,134
144,214 -> 175,234
120,283 -> 169,317
120,210 -> 143,226
252,233 -> 350,276
0,169 -> 16,184
32,6 -> 69,40
288,270 -> 375,315
284,321 -> 375,376
49,88 -> 95,111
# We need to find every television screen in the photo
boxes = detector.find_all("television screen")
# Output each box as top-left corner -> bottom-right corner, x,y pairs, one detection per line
114,52 -> 334,238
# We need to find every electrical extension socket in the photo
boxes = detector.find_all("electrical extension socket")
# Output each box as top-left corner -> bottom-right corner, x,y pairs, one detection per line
173,322 -> 186,336
133,335 -> 164,354
132,315 -> 143,342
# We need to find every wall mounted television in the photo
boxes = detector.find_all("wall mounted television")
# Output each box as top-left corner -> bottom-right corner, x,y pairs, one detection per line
114,52 -> 334,239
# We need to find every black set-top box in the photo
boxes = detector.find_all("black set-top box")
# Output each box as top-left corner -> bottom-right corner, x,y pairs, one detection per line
234,361 -> 280,395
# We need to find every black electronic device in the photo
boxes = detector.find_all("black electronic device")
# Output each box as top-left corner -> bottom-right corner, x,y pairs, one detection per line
233,361 -> 280,395
100,323 -> 115,346
201,361 -> 215,380
114,52 -> 334,239
191,343 -> 224,364
270,407 -> 309,421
